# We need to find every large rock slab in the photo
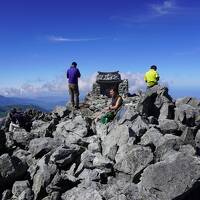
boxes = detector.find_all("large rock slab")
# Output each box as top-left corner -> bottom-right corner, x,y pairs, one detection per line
53,116 -> 88,145
0,154 -> 28,187
158,119 -> 179,134
32,153 -> 58,200
50,145 -> 83,167
155,134 -> 183,161
102,125 -> 131,160
1,190 -> 12,200
137,85 -> 173,118
180,127 -> 195,147
13,129 -> 34,148
159,102 -> 174,120
12,180 -> 30,197
176,97 -> 200,108
195,129 -> 200,149
102,181 -> 142,200
17,189 -> 33,200
46,171 -> 79,194
29,137 -> 61,158
114,144 -> 153,178
61,186 -> 103,200
140,127 -> 163,147
175,104 -> 200,127
53,106 -> 70,118
31,120 -> 56,138
139,152 -> 200,200
130,116 -> 149,137
115,106 -> 138,125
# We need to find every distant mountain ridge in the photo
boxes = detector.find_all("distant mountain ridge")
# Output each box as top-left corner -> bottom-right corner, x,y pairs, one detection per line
0,95 -> 66,110
0,104 -> 47,117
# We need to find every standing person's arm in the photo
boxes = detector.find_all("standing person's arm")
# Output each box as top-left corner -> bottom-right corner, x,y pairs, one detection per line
156,72 -> 160,81
144,73 -> 147,83
77,69 -> 81,78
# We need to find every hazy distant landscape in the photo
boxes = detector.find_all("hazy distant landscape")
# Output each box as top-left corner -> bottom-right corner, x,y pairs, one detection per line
0,95 -> 67,117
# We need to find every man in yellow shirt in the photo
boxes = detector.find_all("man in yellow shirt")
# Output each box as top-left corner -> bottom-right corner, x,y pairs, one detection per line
144,65 -> 160,87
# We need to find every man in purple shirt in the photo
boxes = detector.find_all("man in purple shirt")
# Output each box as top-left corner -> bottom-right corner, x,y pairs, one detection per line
67,62 -> 81,108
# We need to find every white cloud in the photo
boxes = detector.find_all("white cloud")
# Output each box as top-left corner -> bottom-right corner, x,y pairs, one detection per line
121,72 -> 146,93
150,0 -> 176,16
48,36 -> 102,43
110,0 -> 177,24
0,72 -> 147,97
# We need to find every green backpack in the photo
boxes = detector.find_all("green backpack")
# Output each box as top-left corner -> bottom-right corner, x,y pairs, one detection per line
100,112 -> 115,124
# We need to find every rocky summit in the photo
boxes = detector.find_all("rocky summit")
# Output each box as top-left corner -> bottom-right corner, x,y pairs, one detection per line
1,85 -> 200,200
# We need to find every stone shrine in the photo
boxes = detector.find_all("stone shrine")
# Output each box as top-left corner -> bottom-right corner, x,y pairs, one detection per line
92,71 -> 128,97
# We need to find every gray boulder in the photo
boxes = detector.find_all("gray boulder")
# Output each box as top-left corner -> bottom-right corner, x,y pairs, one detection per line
53,116 -> 88,145
1,190 -> 12,200
5,131 -> 15,149
80,150 -> 96,169
18,189 -> 33,200
195,129 -> 200,148
46,172 -> 79,194
32,153 -> 58,200
158,119 -> 179,134
12,149 -> 30,164
96,122 -> 108,141
78,168 -> 101,182
93,153 -> 114,168
155,134 -> 183,161
102,125 -> 131,160
122,183 -> 142,200
12,180 -> 30,197
114,144 -> 153,178
159,102 -> 174,120
0,154 -> 28,186
108,194 -> 127,200
61,186 -> 103,200
53,106 -> 70,118
88,142 -> 101,153
137,85 -> 173,118
139,152 -> 200,200
81,135 -> 102,153
50,145 -> 83,167
102,178 -> 142,200
180,127 -> 195,147
130,116 -> 149,137
115,106 -> 138,125
175,104 -> 200,127
41,192 -> 60,200
179,144 -> 196,156
176,97 -> 200,108
31,120 -> 55,138
29,137 -> 61,158
140,127 -> 163,147
12,129 -> 34,148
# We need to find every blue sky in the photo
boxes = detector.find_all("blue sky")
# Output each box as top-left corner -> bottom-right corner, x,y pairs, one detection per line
0,0 -> 200,98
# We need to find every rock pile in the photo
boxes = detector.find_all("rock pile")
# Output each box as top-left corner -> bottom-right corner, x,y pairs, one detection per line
1,85 -> 200,200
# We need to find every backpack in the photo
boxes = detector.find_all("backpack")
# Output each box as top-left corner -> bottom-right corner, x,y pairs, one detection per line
100,111 -> 115,124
